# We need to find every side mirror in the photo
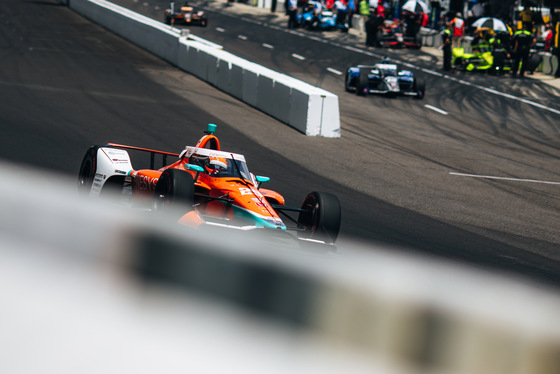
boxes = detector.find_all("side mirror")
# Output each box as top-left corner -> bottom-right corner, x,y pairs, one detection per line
255,175 -> 270,189
185,163 -> 204,182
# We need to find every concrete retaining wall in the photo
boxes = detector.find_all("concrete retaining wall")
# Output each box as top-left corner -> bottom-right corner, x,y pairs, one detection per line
68,0 -> 341,138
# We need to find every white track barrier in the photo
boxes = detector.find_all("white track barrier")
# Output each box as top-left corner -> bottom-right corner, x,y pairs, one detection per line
3,162 -> 560,373
68,0 -> 341,138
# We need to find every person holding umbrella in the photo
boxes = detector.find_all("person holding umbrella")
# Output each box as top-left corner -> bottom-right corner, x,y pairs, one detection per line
403,9 -> 421,39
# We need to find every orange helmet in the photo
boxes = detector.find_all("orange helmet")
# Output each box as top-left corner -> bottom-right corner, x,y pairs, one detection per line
206,156 -> 227,175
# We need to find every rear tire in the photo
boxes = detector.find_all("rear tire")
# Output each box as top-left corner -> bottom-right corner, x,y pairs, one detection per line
78,146 -> 99,197
153,169 -> 195,220
297,191 -> 341,244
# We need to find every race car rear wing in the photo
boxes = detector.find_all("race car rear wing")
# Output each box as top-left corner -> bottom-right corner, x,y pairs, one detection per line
106,143 -> 179,170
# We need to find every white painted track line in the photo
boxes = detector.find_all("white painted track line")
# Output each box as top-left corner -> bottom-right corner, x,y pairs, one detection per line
327,67 -> 343,75
291,53 -> 305,60
450,172 -> 560,185
425,105 -> 448,115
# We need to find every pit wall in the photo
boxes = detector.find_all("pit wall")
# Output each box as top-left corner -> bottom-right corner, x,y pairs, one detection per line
67,0 -> 341,138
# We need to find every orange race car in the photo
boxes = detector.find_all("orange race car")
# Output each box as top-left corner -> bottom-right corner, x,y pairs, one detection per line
164,2 -> 207,27
78,124 -> 341,245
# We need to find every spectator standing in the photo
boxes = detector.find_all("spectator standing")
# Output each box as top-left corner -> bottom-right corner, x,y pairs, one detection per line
403,10 -> 420,38
287,0 -> 298,28
511,25 -> 535,78
311,0 -> 323,29
449,13 -> 465,48
347,0 -> 355,28
441,24 -> 452,71
543,23 -> 553,51
358,0 -> 370,36
554,15 -> 560,78
421,11 -> 428,28
376,1 -> 385,18
365,10 -> 375,46
335,0 -> 349,30
367,6 -> 384,47
519,7 -> 535,31
465,10 -> 476,34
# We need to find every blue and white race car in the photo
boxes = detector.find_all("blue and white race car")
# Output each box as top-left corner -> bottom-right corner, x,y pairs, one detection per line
345,61 -> 425,99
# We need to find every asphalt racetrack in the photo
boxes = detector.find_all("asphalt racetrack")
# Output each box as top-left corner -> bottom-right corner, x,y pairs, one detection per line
2,0 -> 560,287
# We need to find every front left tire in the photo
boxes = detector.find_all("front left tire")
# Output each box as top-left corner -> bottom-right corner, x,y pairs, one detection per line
153,169 -> 195,220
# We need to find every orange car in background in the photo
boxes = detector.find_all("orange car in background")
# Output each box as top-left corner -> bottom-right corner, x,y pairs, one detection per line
164,2 -> 208,27
78,124 -> 341,245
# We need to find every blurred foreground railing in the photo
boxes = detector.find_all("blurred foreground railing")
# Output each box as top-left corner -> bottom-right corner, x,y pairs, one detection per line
1,161 -> 560,374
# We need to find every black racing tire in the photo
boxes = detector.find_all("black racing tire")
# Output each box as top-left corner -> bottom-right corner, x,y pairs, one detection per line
297,191 -> 341,244
344,70 -> 352,92
356,68 -> 369,96
415,33 -> 422,49
414,78 -> 425,99
201,19 -> 208,27
152,169 -> 195,220
527,53 -> 541,73
454,57 -> 465,70
78,146 -> 99,197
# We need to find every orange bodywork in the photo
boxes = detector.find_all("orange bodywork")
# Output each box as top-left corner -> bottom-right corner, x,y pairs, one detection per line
125,133 -> 285,230
129,169 -> 162,207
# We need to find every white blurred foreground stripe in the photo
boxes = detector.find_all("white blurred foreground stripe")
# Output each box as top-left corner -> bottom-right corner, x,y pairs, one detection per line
1,161 -> 560,374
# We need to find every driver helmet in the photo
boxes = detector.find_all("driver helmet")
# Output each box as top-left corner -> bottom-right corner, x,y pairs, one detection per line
206,156 -> 228,175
